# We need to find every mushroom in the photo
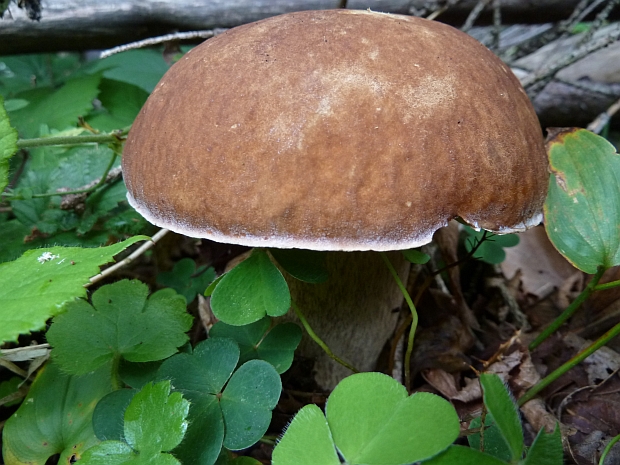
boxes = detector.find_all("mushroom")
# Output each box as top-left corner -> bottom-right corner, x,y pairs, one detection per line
122,9 -> 548,389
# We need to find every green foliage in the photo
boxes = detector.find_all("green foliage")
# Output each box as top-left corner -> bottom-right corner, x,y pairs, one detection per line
0,377 -> 22,407
156,257 -> 216,303
402,248 -> 431,264
211,249 -> 291,325
88,50 -> 170,93
463,226 -> 519,264
468,414 -> 512,462
47,280 -> 193,375
269,248 -> 329,283
544,128 -> 620,273
0,95 -> 18,192
210,317 -> 302,374
80,381 -> 189,465
156,337 -> 281,465
2,362 -> 114,465
272,372 -> 460,465
522,426 -> 563,465
0,236 -> 147,344
93,389 -> 138,441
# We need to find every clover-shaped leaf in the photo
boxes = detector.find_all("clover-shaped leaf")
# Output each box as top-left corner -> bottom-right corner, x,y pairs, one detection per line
157,258 -> 216,303
2,362 -> 113,465
210,317 -> 302,373
80,381 -> 189,465
463,226 -> 519,264
272,372 -> 459,465
156,338 -> 281,465
211,249 -> 290,325
47,280 -> 193,375
269,248 -> 329,283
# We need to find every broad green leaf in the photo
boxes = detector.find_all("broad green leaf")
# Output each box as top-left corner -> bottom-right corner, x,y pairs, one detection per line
210,317 -> 302,373
544,128 -> 620,273
468,413 -> 512,462
0,95 -> 18,193
269,248 -> 329,283
271,404 -> 341,465
220,359 -> 282,450
480,373 -> 523,461
402,248 -> 431,264
81,381 -> 189,465
118,360 -> 163,389
422,445 -> 508,465
47,280 -> 192,375
9,73 -> 102,137
88,50 -> 170,93
157,258 -> 216,303
327,372 -> 459,464
522,425 -> 563,465
204,274 -> 224,297
86,78 -> 149,131
464,226 -> 519,264
0,54 -> 82,96
211,249 -> 291,325
3,99 -> 29,112
156,338 -> 281,464
0,236 -> 148,344
2,362 -> 113,465
93,389 -> 138,441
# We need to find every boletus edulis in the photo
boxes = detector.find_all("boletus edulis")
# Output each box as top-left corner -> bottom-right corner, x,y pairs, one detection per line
122,9 -> 548,389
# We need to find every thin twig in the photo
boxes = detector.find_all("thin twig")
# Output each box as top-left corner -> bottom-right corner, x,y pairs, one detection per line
588,97 -> 620,134
578,0 -> 620,46
99,29 -> 228,59
87,229 -> 170,286
490,0 -> 502,53
461,0 -> 492,33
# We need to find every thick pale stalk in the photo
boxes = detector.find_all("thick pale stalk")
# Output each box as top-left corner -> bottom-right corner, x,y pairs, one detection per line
284,251 -> 410,390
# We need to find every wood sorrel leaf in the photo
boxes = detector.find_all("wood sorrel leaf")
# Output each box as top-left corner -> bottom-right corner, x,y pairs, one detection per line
210,317 -> 302,373
211,249 -> 291,325
544,128 -> 620,273
0,236 -> 148,344
269,248 -> 329,283
47,280 -> 192,375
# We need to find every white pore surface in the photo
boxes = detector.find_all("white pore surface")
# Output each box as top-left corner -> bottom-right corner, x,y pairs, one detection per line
127,192 -> 544,252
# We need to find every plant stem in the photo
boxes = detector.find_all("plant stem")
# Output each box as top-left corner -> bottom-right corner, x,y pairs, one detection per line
595,279 -> 620,292
291,300 -> 359,374
529,266 -> 606,350
380,252 -> 418,391
599,433 -> 620,465
16,130 -> 128,149
519,320 -> 620,406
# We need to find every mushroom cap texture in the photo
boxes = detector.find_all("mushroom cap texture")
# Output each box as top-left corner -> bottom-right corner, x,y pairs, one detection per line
123,9 -> 548,251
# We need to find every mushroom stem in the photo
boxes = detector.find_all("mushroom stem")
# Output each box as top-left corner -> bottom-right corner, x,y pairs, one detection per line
285,251 -> 410,390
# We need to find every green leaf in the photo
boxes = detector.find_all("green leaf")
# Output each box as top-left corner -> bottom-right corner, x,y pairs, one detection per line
402,248 -> 431,264
0,95 -> 19,193
118,360 -> 163,389
463,226 -> 519,264
86,78 -> 149,131
272,404 -> 341,465
204,274 -> 224,297
157,258 -> 216,303
269,248 -> 329,283
273,372 -> 459,465
544,128 -> 620,273
93,389 -> 138,441
522,425 -> 563,465
81,381 -> 189,465
2,362 -> 114,465
88,50 -> 170,93
211,249 -> 291,325
327,373 -> 459,464
422,445 -> 509,465
156,338 -> 281,464
468,414 -> 512,462
0,376 -> 22,407
9,73 -> 102,137
220,359 -> 282,450
3,99 -> 29,112
480,373 -> 523,461
47,279 -> 193,375
210,317 -> 302,374
0,236 -> 148,344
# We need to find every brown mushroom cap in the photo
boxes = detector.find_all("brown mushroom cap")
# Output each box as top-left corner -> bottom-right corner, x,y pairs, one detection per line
123,9 -> 548,251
